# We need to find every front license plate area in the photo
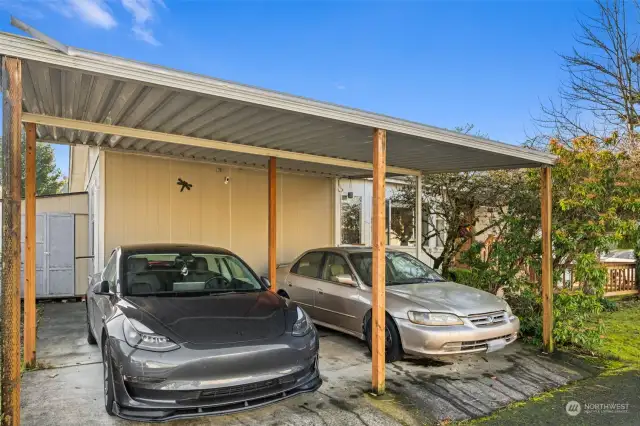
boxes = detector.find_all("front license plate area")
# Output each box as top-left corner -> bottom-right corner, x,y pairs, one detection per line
486,338 -> 507,353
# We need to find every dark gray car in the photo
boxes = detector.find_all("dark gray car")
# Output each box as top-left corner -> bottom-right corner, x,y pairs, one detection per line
86,244 -> 321,422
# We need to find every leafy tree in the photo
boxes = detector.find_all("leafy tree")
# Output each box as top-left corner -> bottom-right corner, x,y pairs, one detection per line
0,133 -> 65,196
464,134 -> 640,295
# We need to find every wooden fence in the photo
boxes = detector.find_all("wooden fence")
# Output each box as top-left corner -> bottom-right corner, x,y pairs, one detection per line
561,261 -> 637,297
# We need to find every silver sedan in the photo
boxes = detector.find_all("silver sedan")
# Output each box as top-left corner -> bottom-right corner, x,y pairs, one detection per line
276,247 -> 519,362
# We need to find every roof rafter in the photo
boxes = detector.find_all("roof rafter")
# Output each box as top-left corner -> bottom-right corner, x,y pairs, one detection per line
22,113 -> 421,176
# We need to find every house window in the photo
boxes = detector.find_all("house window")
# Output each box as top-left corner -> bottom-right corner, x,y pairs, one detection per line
341,195 -> 362,245
435,218 -> 445,248
386,200 -> 415,246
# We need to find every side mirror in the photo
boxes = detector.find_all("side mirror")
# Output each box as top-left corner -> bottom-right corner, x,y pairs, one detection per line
96,280 -> 110,295
335,274 -> 357,286
261,276 -> 272,289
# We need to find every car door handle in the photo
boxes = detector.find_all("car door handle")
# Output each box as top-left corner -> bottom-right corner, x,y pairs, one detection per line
316,288 -> 324,295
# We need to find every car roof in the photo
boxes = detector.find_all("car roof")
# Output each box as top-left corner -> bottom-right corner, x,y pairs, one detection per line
118,243 -> 234,256
309,246 -> 403,255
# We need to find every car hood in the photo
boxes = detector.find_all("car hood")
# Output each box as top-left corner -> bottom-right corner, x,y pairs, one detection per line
120,291 -> 287,345
386,281 -> 508,316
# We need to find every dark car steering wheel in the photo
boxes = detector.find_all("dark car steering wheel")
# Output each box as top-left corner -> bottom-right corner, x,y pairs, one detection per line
203,274 -> 231,290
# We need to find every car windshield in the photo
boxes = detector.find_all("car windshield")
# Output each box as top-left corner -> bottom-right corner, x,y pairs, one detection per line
123,252 -> 263,296
349,252 -> 445,286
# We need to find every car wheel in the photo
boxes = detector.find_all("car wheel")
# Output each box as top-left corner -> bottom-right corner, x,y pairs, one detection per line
86,311 -> 97,345
102,338 -> 116,416
365,314 -> 403,363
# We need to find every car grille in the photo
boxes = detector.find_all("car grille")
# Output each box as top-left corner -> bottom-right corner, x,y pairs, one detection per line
468,311 -> 508,327
442,333 -> 517,352
125,361 -> 316,404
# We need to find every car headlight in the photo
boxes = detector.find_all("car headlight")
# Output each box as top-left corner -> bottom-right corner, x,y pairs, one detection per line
123,318 -> 179,352
505,304 -> 516,321
407,311 -> 463,326
292,306 -> 312,337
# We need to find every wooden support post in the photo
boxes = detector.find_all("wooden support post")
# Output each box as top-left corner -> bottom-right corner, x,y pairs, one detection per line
268,157 -> 277,291
24,122 -> 37,368
371,128 -> 386,395
540,167 -> 553,353
415,174 -> 422,260
1,56 -> 23,426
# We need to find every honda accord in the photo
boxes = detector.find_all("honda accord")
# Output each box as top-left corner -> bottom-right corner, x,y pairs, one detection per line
276,247 -> 519,362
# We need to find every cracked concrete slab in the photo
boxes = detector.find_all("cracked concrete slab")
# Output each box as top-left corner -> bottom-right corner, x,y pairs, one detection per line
22,301 -> 596,425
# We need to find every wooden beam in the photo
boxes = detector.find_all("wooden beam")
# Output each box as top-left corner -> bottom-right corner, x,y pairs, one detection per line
21,113 -> 421,176
268,157 -> 277,292
415,174 -> 422,259
540,167 -> 553,353
371,128 -> 386,395
1,56 -> 23,426
24,122 -> 37,368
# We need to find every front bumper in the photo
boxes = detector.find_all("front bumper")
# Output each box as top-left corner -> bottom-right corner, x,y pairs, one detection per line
107,331 -> 321,422
395,316 -> 520,356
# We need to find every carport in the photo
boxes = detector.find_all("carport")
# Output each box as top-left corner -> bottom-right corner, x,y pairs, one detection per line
1,18 -> 556,424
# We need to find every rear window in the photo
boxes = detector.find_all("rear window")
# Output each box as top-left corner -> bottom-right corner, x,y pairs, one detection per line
124,252 -> 262,296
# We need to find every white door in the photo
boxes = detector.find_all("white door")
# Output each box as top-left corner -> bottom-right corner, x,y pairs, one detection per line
19,213 -> 75,298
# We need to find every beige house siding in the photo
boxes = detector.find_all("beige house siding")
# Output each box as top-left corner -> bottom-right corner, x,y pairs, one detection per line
104,152 -> 333,274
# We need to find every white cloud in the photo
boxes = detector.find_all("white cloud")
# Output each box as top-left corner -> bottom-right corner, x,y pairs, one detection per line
132,25 -> 160,46
67,0 -> 116,29
122,0 -> 164,45
1,0 -> 163,45
335,83 -> 346,90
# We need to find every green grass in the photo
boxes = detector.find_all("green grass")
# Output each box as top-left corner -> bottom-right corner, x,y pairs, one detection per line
592,298 -> 640,366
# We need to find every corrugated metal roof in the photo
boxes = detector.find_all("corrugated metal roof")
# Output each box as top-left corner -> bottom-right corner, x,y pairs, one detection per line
0,30 -> 556,177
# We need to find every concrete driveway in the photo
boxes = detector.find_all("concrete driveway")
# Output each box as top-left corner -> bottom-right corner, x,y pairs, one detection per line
21,302 -> 596,426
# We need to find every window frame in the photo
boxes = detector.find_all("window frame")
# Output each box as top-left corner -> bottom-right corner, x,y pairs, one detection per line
291,251 -> 326,279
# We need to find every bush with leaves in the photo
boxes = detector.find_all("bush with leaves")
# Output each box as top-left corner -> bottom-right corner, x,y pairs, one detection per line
573,253 -> 608,296
506,289 -> 605,350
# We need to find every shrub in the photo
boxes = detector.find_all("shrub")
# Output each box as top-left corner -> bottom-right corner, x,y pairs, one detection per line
599,297 -> 618,312
574,253 -> 607,296
447,268 -> 473,285
505,289 -> 604,350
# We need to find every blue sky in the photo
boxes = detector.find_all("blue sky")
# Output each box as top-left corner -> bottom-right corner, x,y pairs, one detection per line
0,0 -> 599,178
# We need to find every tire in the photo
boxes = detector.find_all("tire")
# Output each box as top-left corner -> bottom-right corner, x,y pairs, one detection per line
102,338 -> 116,416
86,311 -> 97,345
365,314 -> 403,363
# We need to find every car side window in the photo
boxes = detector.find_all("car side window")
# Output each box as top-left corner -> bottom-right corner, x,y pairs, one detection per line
321,253 -> 354,283
292,252 -> 324,278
